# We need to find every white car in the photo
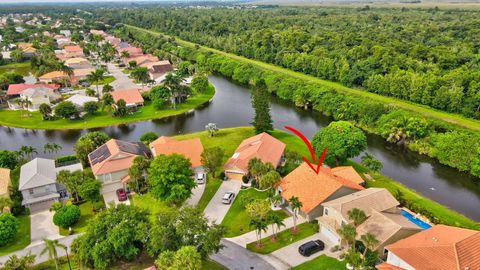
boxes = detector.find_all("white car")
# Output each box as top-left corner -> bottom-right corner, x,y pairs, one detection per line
222,192 -> 235,204
196,173 -> 206,184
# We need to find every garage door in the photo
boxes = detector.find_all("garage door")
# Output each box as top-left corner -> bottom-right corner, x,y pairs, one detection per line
225,172 -> 244,181
321,225 -> 340,245
29,199 -> 55,214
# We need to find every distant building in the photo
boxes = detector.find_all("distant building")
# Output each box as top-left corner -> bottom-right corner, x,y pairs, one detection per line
111,89 -> 145,108
149,136 -> 204,172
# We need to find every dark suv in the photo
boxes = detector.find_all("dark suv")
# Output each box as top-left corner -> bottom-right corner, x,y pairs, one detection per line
298,240 -> 325,257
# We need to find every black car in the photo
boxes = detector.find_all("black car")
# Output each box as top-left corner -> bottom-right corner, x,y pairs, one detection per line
298,240 -> 325,257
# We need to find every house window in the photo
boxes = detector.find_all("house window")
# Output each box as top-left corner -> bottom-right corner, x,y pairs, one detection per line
29,189 -> 34,195
324,209 -> 329,216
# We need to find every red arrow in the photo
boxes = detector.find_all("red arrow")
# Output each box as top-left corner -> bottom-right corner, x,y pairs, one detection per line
284,126 -> 327,174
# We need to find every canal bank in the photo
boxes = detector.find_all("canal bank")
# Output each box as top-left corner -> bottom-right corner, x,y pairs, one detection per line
0,75 -> 479,221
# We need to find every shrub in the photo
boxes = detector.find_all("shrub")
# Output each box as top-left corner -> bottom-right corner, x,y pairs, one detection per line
140,131 -> 158,145
219,171 -> 225,180
0,213 -> 19,246
53,204 -> 81,229
242,175 -> 249,184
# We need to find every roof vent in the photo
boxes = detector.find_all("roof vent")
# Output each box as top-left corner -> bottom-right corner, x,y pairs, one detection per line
432,237 -> 438,242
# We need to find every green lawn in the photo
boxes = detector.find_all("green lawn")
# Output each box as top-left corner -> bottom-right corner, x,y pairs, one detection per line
0,215 -> 30,256
196,177 -> 223,212
0,61 -> 31,76
128,25 -> 480,132
201,259 -> 227,270
292,255 -> 347,270
91,76 -> 115,85
130,193 -> 173,221
246,222 -> 319,254
0,86 -> 214,129
59,201 -> 103,236
221,188 -> 289,237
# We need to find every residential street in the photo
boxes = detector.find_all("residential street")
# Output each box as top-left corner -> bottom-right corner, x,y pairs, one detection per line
203,180 -> 242,224
107,62 -> 138,90
210,239 -> 278,270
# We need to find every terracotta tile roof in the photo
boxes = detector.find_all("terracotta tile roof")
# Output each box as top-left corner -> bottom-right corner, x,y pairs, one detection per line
88,139 -> 150,176
118,47 -> 143,56
279,162 -> 364,213
322,188 -> 399,219
331,166 -> 365,185
149,136 -> 204,168
224,132 -> 285,173
17,43 -> 33,50
64,45 -> 82,53
111,89 -> 144,105
73,68 -> 95,77
7,84 -> 58,95
376,262 -> 405,270
22,47 -> 37,53
126,54 -> 159,66
0,168 -> 11,197
38,71 -> 69,80
65,57 -> 89,65
90,29 -> 107,36
386,225 -> 480,270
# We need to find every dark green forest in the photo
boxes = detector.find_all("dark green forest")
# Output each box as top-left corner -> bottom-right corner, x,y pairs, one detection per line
100,7 -> 480,118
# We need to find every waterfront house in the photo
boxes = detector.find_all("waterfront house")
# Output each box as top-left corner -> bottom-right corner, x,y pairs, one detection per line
377,225 -> 480,270
143,60 -> 173,80
0,168 -> 10,198
124,54 -> 159,66
223,132 -> 285,180
66,94 -> 99,111
149,136 -> 204,172
8,86 -> 61,111
7,83 -> 59,97
277,162 -> 364,220
111,89 -> 144,108
88,139 -> 150,206
19,158 -> 82,212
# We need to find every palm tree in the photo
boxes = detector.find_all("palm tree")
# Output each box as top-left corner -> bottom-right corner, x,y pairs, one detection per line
58,62 -> 73,87
3,253 -> 36,269
121,50 -> 130,58
39,103 -> 52,120
19,145 -> 37,161
250,218 -> 268,248
163,73 -> 184,109
360,233 -> 379,257
131,67 -> 150,90
0,197 -> 13,213
337,224 -> 357,251
86,69 -> 105,97
267,212 -> 285,240
347,208 -> 367,227
40,239 -> 66,270
289,196 -> 303,232
43,143 -> 62,154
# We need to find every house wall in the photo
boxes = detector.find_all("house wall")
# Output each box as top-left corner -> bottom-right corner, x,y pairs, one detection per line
386,251 -> 415,270
96,169 -> 128,194
21,183 -> 59,202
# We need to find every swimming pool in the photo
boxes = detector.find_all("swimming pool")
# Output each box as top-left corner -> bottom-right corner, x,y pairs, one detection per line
401,210 -> 432,230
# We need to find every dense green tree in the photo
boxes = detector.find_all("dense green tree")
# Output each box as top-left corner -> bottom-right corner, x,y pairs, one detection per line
139,131 -> 158,145
312,121 -> 367,166
52,204 -> 81,229
128,156 -> 150,194
190,75 -> 209,93
155,246 -> 202,270
258,170 -> 281,190
200,147 -> 224,178
54,101 -> 79,119
0,150 -> 18,170
0,213 -> 19,246
113,99 -> 128,117
74,131 -> 110,166
148,154 -> 195,204
56,170 -> 84,202
251,82 -> 273,134
77,178 -> 102,210
83,101 -> 99,115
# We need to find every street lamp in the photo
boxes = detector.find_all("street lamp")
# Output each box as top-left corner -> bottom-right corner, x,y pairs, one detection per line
64,246 -> 72,270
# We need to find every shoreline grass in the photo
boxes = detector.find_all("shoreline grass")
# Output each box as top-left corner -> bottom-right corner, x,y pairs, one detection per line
0,85 -> 214,130
127,25 -> 480,132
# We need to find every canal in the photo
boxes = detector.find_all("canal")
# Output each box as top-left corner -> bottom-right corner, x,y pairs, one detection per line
0,75 -> 479,221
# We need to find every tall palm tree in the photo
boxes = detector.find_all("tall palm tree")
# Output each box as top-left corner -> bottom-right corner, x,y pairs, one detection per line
43,143 -> 62,154
347,208 -> 367,227
131,67 -> 150,90
250,218 -> 268,248
3,253 -> 36,269
19,145 -> 37,161
289,196 -> 303,232
58,62 -> 73,87
337,224 -> 357,251
86,69 -> 105,97
40,239 -> 66,270
267,212 -> 285,240
163,73 -> 184,109
360,233 -> 379,257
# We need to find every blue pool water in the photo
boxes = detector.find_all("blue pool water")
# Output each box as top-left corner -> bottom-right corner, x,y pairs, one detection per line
401,210 -> 432,230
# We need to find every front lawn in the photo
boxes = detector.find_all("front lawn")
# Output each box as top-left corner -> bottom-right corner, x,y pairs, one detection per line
292,255 -> 347,270
0,215 -> 30,256
0,86 -> 214,129
59,201 -> 103,236
221,188 -> 289,237
246,222 -> 319,254
91,75 -> 115,85
196,177 -> 223,212
130,193 -> 173,221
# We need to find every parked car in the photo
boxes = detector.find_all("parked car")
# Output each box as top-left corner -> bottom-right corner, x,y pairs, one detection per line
298,240 -> 325,257
59,87 -> 74,94
222,192 -> 235,204
80,81 -> 90,87
196,173 -> 206,184
116,188 -> 127,201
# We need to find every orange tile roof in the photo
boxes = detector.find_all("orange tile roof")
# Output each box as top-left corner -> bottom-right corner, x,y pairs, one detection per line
64,45 -> 82,53
38,71 -> 69,80
376,262 -> 404,270
331,166 -> 365,185
386,225 -> 480,270
149,136 -> 204,168
111,89 -> 144,105
88,139 -> 150,176
224,133 -> 285,173
17,43 -> 33,50
279,162 -> 364,213
127,54 -> 159,65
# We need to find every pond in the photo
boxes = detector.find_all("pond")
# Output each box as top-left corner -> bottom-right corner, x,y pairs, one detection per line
0,75 -> 479,221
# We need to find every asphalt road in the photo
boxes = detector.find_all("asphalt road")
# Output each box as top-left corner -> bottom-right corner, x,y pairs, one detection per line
210,239 -> 277,270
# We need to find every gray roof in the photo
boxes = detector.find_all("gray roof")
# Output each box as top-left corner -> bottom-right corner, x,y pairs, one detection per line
66,94 -> 98,107
19,158 -> 56,190
22,87 -> 59,99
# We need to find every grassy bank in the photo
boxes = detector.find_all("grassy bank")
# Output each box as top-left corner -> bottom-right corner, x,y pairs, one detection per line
127,25 -> 480,132
292,255 -> 347,270
246,222 -> 319,254
0,215 -> 30,256
0,61 -> 31,76
0,85 -> 214,130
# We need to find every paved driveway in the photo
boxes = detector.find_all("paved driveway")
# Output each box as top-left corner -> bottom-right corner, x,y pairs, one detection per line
29,210 -> 60,246
203,180 -> 242,224
107,63 -> 138,90
210,239 -> 277,270
269,232 -> 341,267
103,190 -> 131,208
186,181 -> 205,206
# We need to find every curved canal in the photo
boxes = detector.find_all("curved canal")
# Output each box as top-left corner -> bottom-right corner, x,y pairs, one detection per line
1,75 -> 479,221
